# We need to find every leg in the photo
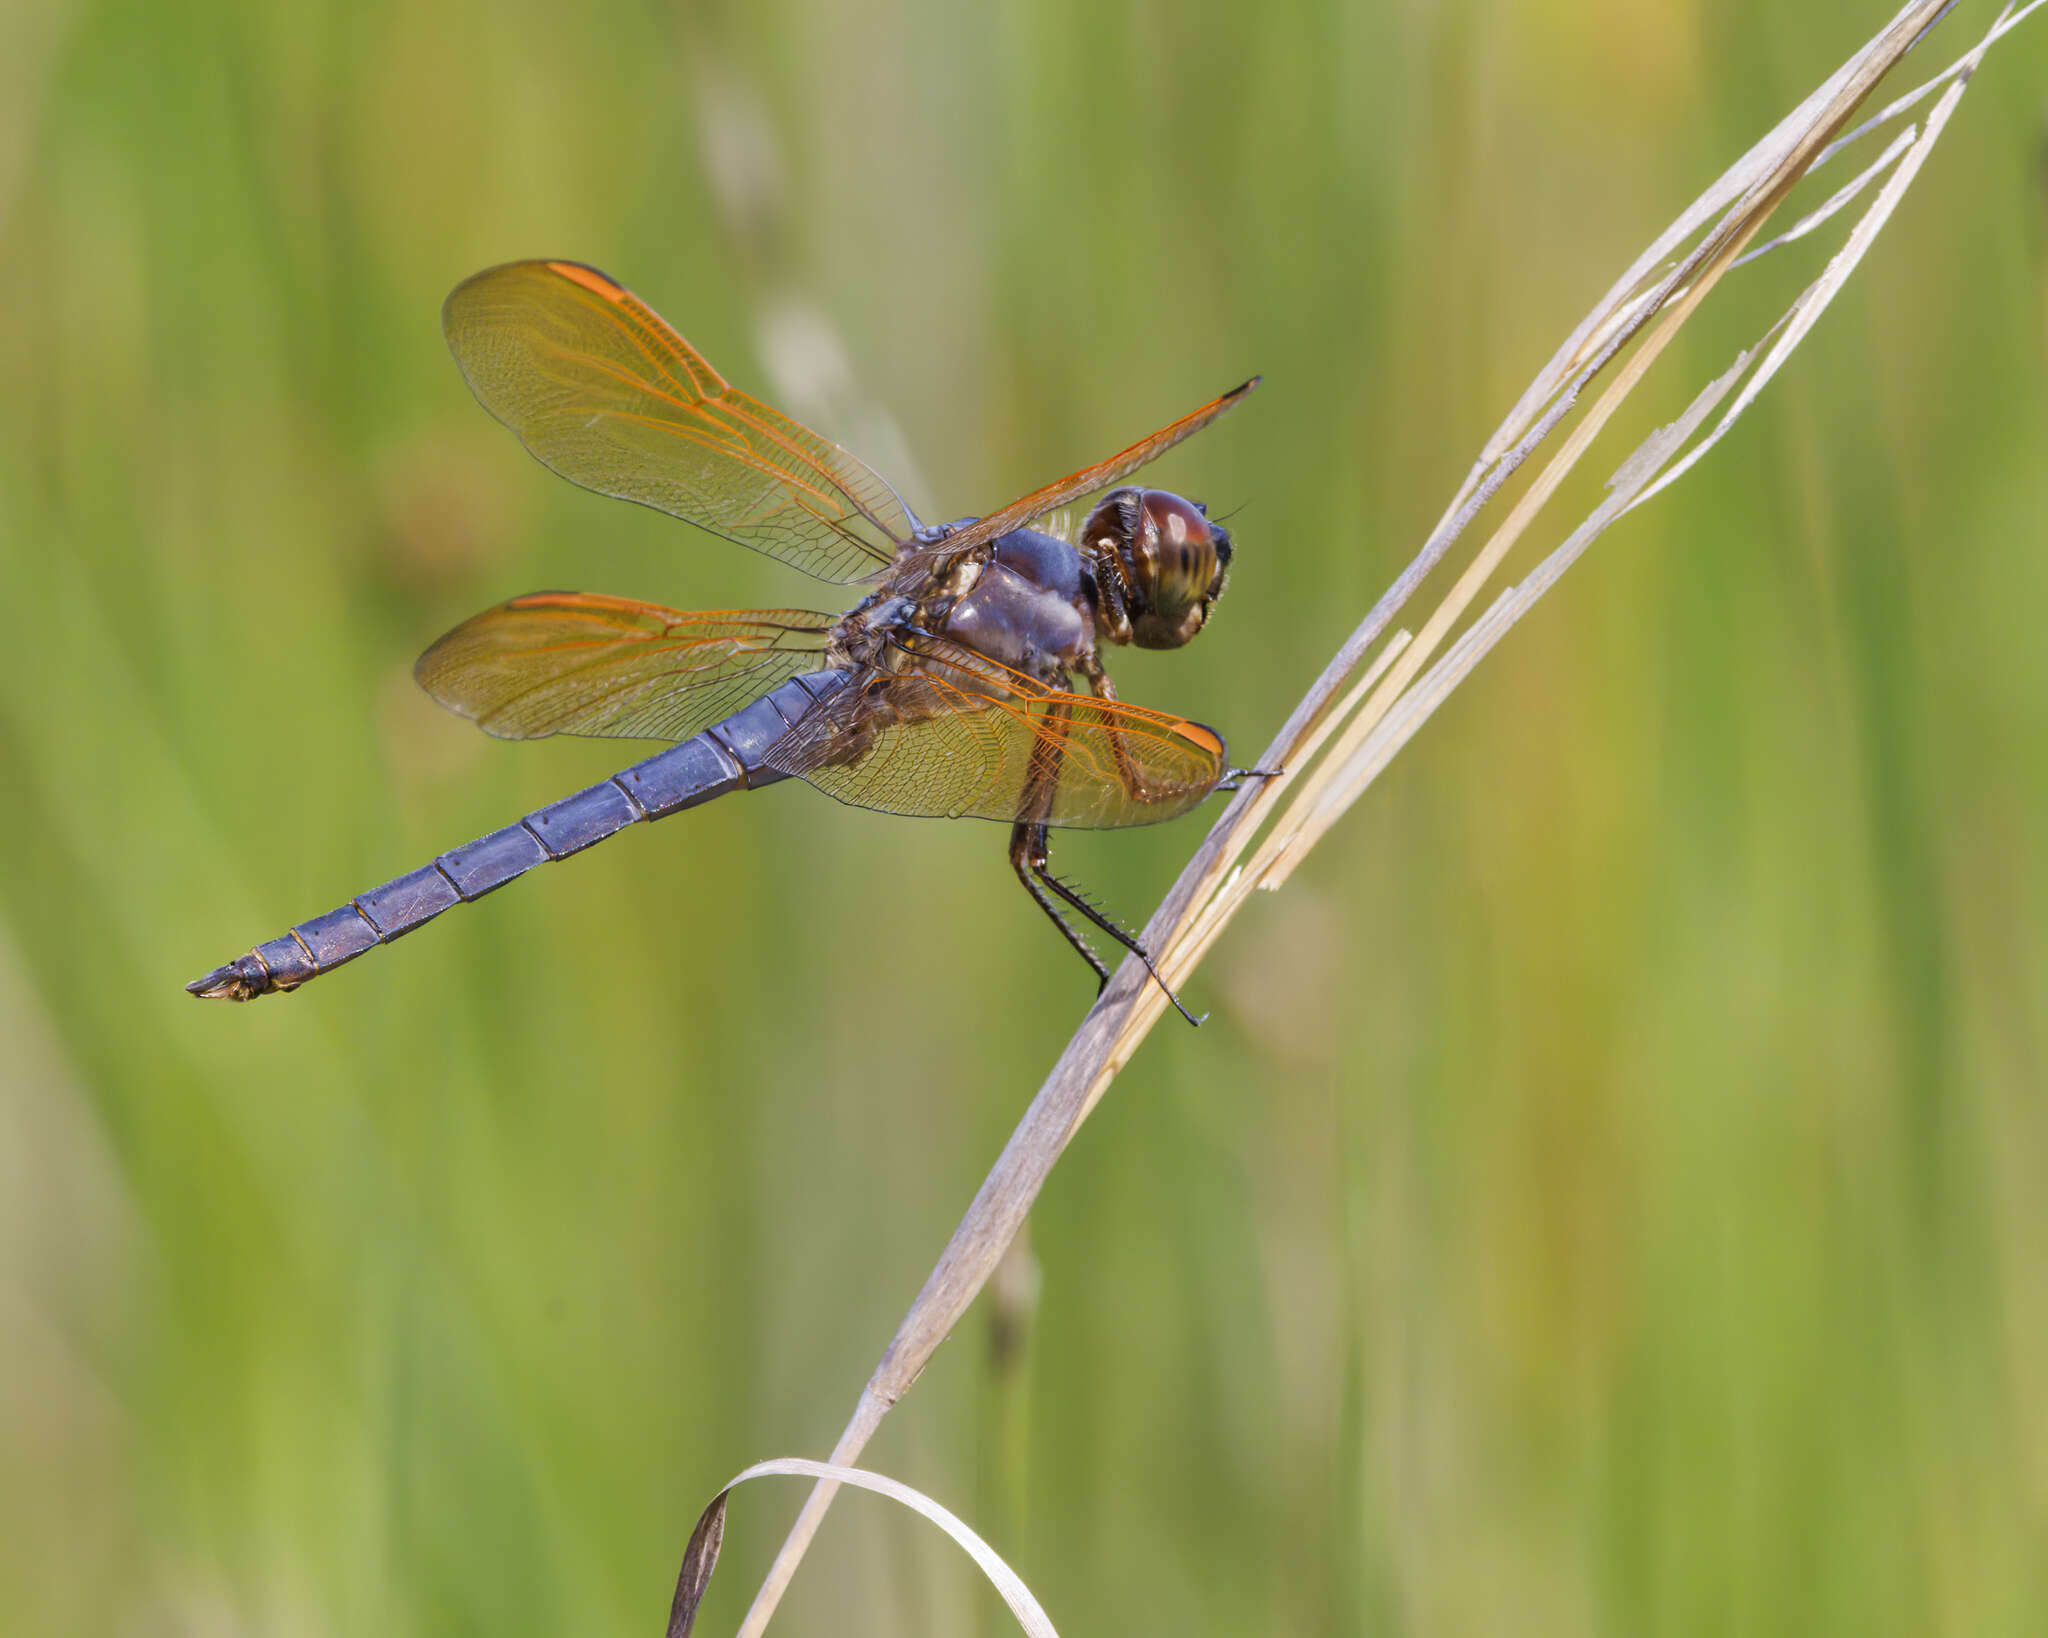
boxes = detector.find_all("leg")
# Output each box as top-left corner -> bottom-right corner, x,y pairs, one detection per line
1077,661 -> 1152,802
1011,821 -> 1110,988
1008,821 -> 1202,1027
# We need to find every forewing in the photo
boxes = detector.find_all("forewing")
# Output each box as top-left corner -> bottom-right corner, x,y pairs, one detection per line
906,376 -> 1259,563
416,592 -> 832,742
768,640 -> 1225,829
444,261 -> 913,582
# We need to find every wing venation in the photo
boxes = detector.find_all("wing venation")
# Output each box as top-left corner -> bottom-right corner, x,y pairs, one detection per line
416,591 -> 832,742
767,637 -> 1225,828
444,261 -> 913,583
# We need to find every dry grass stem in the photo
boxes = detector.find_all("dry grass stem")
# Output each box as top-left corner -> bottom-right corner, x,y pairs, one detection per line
725,4 -> 2035,1631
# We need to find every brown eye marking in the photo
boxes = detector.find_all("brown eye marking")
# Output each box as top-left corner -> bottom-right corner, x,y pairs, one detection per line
1179,545 -> 1192,573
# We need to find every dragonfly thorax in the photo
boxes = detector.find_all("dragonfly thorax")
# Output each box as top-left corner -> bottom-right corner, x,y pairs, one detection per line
934,529 -> 1097,686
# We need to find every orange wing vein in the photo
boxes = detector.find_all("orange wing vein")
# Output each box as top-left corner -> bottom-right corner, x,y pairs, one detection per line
415,592 -> 832,742
767,637 -> 1226,829
903,376 -> 1260,564
444,261 -> 914,583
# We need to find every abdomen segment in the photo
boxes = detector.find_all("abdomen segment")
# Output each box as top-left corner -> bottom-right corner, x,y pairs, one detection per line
187,670 -> 844,1002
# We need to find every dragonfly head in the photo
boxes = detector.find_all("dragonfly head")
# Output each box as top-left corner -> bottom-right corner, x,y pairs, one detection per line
1084,488 -> 1232,650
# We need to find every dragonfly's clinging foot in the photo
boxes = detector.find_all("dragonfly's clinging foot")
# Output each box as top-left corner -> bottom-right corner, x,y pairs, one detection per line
1220,763 -> 1284,792
1100,960 -> 1207,1027
1107,953 -> 1206,1028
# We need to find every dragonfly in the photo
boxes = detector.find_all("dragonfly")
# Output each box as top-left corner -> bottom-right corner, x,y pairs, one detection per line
188,259 -> 1260,1019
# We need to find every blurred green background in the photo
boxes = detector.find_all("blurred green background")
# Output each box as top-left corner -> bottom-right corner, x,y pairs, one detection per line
4,1 -> 2045,1633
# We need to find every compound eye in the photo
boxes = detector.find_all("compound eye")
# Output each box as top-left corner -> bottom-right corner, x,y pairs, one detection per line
1140,492 -> 1215,586
1120,490 -> 1228,650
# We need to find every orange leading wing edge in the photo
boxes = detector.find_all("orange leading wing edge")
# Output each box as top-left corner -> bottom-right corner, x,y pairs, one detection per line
540,261 -> 730,400
912,376 -> 1260,561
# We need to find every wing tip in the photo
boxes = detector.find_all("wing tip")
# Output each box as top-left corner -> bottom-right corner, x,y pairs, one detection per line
543,259 -> 629,300
442,259 -> 627,333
